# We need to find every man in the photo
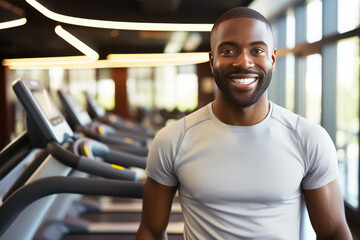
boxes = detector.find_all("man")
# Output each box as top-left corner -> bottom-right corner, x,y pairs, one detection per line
137,7 -> 352,240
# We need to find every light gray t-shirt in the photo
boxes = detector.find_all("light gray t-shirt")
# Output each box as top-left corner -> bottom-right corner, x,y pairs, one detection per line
146,102 -> 339,240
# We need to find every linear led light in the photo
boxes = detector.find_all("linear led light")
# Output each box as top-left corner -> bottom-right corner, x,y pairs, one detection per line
2,56 -> 93,69
26,0 -> 213,32
55,25 -> 99,61
0,18 -> 27,30
2,53 -> 209,69
107,53 -> 209,67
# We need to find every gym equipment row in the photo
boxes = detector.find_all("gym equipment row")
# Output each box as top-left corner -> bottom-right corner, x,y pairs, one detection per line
0,78 -> 184,240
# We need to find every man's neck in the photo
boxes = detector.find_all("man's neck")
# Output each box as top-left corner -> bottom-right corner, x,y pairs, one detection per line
212,95 -> 270,126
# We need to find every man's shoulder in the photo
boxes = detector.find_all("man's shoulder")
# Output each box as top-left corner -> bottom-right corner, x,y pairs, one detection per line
272,103 -> 319,129
271,103 -> 300,131
154,104 -> 211,141
271,103 -> 331,143
183,104 -> 212,131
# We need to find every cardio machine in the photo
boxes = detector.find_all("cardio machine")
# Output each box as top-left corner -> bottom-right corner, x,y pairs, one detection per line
84,90 -> 154,138
0,78 -> 146,240
57,87 -> 149,156
12,78 -> 148,176
6,78 -> 183,240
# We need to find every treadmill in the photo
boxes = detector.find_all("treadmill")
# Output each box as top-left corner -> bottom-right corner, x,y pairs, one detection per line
57,87 -> 149,156
57,87 -> 183,230
0,79 -> 144,240
83,90 -> 154,138
10,78 -> 184,240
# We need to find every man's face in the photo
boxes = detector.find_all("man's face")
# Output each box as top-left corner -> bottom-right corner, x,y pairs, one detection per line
209,17 -> 276,108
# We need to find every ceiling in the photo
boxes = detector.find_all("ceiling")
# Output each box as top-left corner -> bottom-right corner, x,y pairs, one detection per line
0,0 -> 254,60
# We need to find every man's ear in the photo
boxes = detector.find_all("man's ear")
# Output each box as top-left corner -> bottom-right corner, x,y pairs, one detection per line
209,51 -> 214,74
271,48 -> 277,71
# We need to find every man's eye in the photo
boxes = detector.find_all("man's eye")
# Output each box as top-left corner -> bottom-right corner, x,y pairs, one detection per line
252,49 -> 265,54
221,49 -> 235,55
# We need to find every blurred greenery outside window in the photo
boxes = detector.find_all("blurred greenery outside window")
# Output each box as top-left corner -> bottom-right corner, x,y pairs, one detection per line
127,65 -> 198,113
337,37 -> 359,209
68,69 -> 97,107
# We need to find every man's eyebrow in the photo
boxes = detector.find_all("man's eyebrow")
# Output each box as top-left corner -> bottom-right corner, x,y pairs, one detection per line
218,41 -> 269,48
217,41 -> 237,48
249,41 -> 268,47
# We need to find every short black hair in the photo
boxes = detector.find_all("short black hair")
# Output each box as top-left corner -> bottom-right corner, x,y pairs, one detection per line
211,7 -> 272,35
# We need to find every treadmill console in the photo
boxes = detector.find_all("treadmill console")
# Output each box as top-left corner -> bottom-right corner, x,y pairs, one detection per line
58,88 -> 92,127
83,91 -> 106,118
12,79 -> 74,144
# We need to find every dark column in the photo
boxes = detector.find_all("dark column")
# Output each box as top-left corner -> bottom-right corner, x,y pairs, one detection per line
197,62 -> 215,109
0,66 -> 13,148
112,68 -> 132,119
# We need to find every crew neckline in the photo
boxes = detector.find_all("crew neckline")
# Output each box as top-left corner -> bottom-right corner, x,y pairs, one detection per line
208,101 -> 274,130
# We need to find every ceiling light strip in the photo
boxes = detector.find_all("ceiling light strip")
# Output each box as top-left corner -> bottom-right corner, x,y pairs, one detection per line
107,53 -> 209,67
107,52 -> 209,62
2,53 -> 209,69
0,18 -> 27,30
55,25 -> 99,60
26,0 -> 213,32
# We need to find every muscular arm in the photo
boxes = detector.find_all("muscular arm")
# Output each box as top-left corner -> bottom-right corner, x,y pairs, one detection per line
136,177 -> 178,240
303,179 -> 352,240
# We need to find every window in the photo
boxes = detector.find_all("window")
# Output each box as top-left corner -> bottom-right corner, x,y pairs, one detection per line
285,54 -> 295,111
175,71 -> 198,112
306,0 -> 322,43
49,67 -> 65,106
337,37 -> 359,208
49,67 -> 64,90
97,79 -> 115,110
128,65 -> 198,113
154,66 -> 177,111
305,53 -> 322,124
338,0 -> 360,34
68,69 -> 97,106
127,67 -> 154,109
286,9 -> 295,49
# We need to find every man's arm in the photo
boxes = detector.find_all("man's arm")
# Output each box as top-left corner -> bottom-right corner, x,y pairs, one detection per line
136,177 -> 178,240
303,179 -> 352,239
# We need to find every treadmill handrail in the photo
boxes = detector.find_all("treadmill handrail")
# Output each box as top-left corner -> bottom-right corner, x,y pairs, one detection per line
0,131 -> 32,179
0,176 -> 144,237
47,141 -> 79,168
47,141 -> 138,181
106,148 -> 146,169
72,137 -> 146,169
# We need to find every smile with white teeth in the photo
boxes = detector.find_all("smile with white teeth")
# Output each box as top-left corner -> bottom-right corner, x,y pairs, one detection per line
232,78 -> 256,85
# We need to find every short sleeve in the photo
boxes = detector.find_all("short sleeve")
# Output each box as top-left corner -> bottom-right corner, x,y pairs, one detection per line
300,121 -> 339,190
145,120 -> 183,186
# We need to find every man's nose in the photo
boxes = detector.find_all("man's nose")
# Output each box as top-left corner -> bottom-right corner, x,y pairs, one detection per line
232,52 -> 254,69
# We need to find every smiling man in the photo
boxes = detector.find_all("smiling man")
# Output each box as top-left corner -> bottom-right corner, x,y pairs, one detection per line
136,7 -> 352,240
210,15 -> 275,126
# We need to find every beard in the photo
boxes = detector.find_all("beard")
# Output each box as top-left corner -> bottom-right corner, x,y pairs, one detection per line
213,67 -> 272,108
